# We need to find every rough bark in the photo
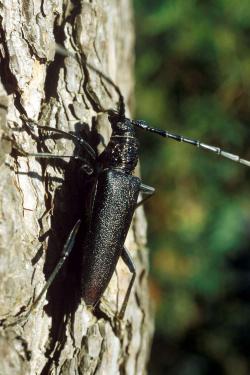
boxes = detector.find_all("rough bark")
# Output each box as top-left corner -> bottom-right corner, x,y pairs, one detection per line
0,1 -> 153,374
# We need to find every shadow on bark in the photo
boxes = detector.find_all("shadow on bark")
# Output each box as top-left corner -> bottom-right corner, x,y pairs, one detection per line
20,123 -> 98,370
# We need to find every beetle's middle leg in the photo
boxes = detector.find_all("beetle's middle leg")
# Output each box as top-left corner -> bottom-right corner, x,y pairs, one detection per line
118,247 -> 136,319
136,183 -> 155,208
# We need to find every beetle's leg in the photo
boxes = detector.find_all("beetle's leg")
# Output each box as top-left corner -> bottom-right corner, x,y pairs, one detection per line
118,184 -> 154,318
4,219 -> 81,327
16,150 -> 94,175
30,219 -> 81,311
118,247 -> 136,319
136,183 -> 155,208
20,115 -> 97,160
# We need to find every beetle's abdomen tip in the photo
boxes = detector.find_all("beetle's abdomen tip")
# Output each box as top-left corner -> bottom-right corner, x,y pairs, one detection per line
82,287 -> 101,308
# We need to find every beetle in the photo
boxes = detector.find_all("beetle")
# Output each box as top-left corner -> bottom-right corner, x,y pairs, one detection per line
11,48 -> 250,322
17,106 -> 155,320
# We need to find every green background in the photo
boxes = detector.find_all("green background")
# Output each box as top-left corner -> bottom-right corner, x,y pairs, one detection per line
134,1 -> 250,374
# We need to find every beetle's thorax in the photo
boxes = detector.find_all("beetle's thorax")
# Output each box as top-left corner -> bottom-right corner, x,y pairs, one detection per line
99,116 -> 139,174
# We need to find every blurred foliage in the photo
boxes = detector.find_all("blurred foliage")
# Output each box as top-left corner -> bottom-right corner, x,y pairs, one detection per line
134,1 -> 250,374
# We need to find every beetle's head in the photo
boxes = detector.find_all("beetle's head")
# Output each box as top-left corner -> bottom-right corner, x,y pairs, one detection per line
107,110 -> 135,137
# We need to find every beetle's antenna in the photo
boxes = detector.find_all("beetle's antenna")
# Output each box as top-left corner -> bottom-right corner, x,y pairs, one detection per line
132,119 -> 250,167
84,59 -> 125,117
55,44 -> 126,117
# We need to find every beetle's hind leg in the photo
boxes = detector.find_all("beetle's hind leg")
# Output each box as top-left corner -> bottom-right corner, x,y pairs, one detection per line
118,247 -> 136,319
2,219 -> 81,327
29,219 -> 81,312
117,184 -> 155,318
115,184 -> 155,318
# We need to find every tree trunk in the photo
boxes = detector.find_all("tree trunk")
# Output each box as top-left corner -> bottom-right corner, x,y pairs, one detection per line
0,1 -> 154,374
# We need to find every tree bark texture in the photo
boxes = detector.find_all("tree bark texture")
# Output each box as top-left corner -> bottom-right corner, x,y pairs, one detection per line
0,1 -> 154,374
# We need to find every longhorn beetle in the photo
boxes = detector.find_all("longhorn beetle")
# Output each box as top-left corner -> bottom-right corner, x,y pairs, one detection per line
13,46 -> 250,322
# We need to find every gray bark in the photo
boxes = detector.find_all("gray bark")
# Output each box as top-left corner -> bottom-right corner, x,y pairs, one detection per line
0,1 -> 154,374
